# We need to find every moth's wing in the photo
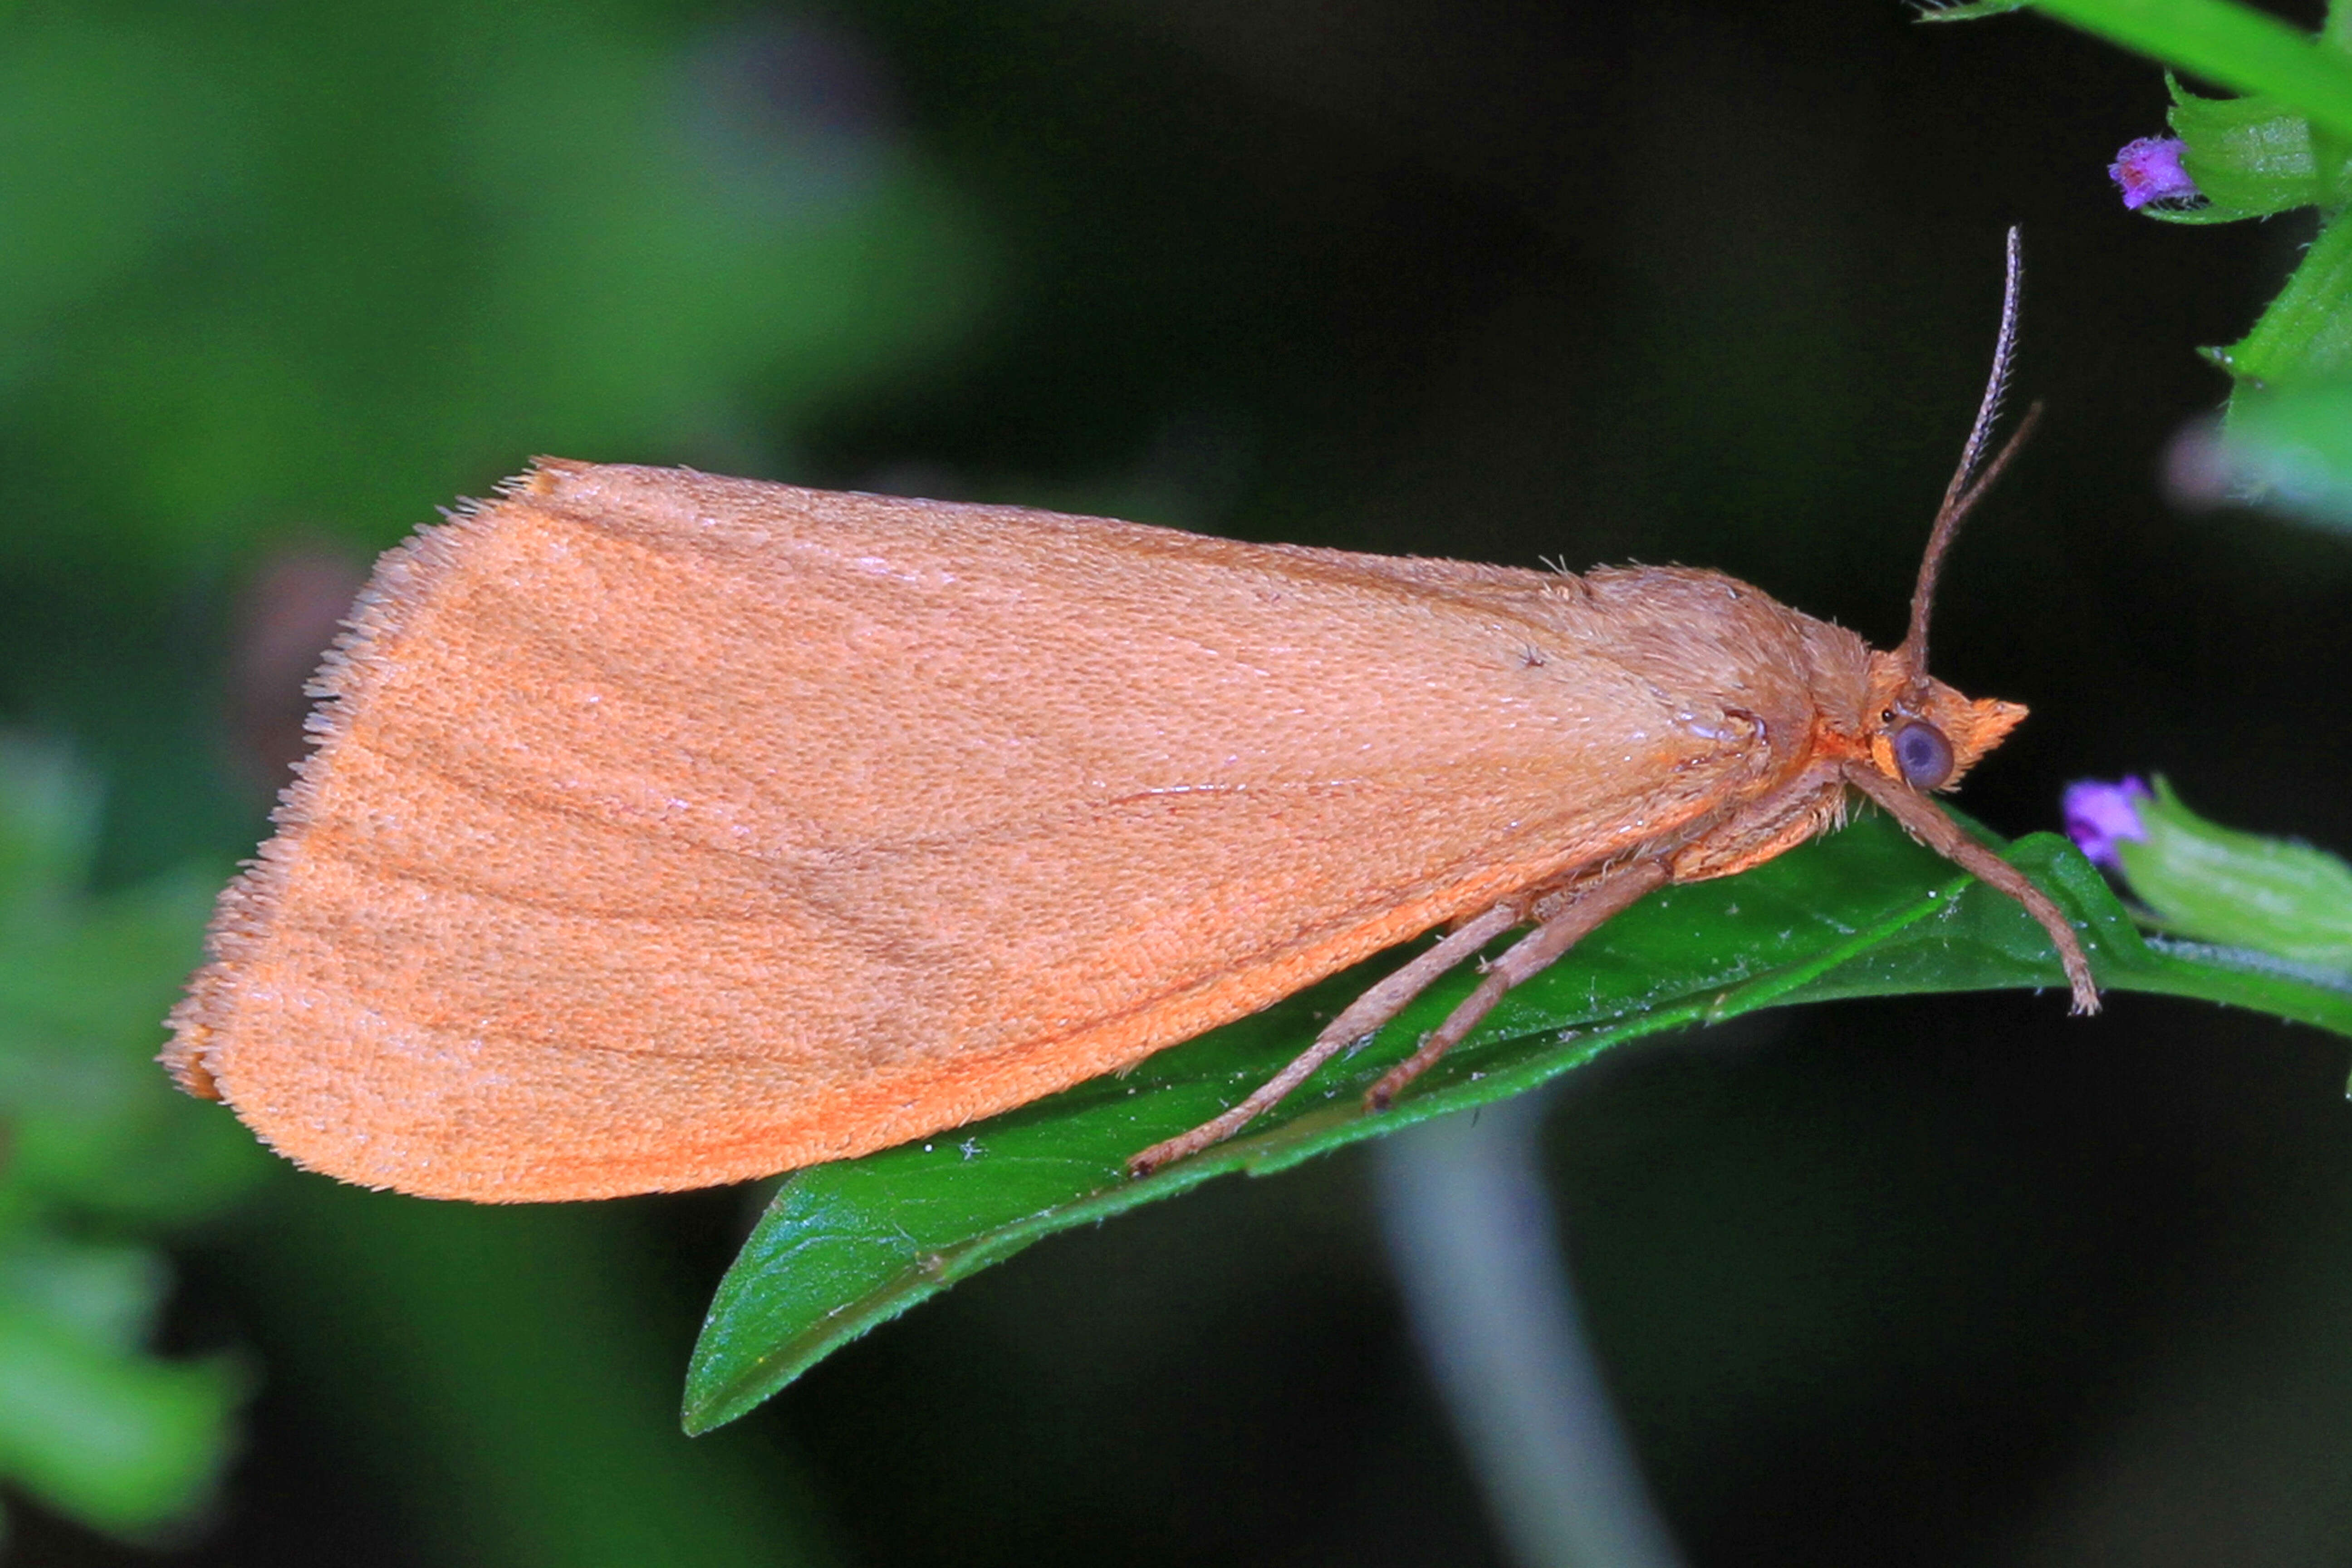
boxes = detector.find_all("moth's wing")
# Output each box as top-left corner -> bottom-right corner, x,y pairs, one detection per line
168,462 -> 1764,1199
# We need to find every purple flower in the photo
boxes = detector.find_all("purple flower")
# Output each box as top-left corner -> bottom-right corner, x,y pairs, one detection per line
2109,137 -> 2199,211
2064,777 -> 2152,869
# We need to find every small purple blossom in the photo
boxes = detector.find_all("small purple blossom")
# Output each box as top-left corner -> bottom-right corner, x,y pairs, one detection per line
2109,137 -> 2199,211
2064,777 -> 2152,869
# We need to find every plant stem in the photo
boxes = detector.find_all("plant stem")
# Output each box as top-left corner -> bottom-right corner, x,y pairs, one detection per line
1375,1091 -> 1686,1568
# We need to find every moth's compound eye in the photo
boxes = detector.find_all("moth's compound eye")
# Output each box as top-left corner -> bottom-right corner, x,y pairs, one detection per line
1891,720 -> 1955,790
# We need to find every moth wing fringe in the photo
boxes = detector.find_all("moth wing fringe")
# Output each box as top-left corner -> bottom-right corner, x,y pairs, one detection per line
161,478 -> 530,1102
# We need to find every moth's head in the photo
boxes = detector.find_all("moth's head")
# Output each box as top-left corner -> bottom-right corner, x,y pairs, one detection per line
1858,652 -> 2025,793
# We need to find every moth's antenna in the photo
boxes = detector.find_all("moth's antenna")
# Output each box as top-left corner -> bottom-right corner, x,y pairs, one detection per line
1899,226 -> 2026,680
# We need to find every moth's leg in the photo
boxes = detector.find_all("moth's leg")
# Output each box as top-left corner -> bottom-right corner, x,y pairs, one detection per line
1125,902 -> 1523,1178
1365,860 -> 1671,1112
1842,762 -> 2100,1013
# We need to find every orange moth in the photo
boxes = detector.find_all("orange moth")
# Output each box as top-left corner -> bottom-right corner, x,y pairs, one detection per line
164,233 -> 2095,1201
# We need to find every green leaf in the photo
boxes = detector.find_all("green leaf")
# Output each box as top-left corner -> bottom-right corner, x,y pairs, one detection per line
2161,76 -> 2323,220
0,6 -> 995,566
0,740 -> 267,1224
0,1291 -> 244,1538
2117,778 -> 2352,967
2207,209 -> 2352,385
2207,373 -> 2352,528
0,738 -> 267,1533
683,814 -> 2352,1432
2029,0 -> 2352,144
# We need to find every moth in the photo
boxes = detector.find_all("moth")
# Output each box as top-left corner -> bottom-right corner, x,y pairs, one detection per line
164,233 -> 2094,1200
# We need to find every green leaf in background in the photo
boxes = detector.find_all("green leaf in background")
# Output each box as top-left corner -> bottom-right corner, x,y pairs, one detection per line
1928,0 -> 2352,514
0,1251 -> 246,1542
0,1 -> 995,566
0,739 -> 265,1537
683,813 -> 2352,1433
2196,374 -> 2352,529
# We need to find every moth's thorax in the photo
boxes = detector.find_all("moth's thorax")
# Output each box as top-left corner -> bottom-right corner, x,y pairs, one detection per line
1499,570 -> 1856,884
1564,567 -> 1868,760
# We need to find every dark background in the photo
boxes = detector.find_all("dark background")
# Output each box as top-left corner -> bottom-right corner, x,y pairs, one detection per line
10,0 -> 2352,1563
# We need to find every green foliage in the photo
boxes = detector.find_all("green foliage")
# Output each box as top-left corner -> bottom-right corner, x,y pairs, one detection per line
2208,374 -> 2352,528
2204,195 -> 2352,372
2193,210 -> 2352,525
1921,0 -> 2352,141
0,0 -> 994,566
1931,0 -> 2352,528
685,814 -> 2352,1432
2032,0 -> 2352,141
2160,75 -> 2325,221
0,740 -> 267,1538
2116,778 -> 2352,971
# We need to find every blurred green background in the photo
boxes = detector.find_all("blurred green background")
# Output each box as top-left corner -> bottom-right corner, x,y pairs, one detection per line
5,0 -> 2352,1563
